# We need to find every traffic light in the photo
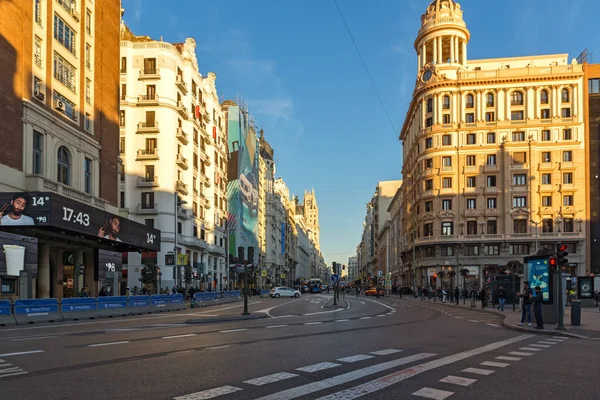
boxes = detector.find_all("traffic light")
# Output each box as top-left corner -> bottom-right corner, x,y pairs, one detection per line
549,257 -> 557,269
557,244 -> 569,267
342,265 -> 346,271
332,262 -> 337,274
247,247 -> 255,265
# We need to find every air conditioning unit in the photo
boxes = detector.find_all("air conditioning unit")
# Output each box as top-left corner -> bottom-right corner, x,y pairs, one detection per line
34,90 -> 44,101
54,98 -> 66,113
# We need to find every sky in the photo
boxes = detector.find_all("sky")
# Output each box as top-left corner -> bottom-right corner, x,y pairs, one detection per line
122,0 -> 600,266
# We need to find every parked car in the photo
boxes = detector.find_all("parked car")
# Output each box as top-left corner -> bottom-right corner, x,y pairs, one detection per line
364,287 -> 384,297
269,287 -> 301,298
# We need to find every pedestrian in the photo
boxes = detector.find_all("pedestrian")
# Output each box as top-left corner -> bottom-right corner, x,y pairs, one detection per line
454,286 -> 460,305
517,281 -> 533,327
480,287 -> 487,309
533,285 -> 544,329
470,287 -> 477,308
497,286 -> 506,311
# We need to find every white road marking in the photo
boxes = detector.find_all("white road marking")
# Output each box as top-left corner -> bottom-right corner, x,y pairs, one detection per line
313,335 -> 533,400
370,349 -> 403,356
173,385 -> 242,399
243,372 -> 298,386
304,322 -> 323,325
337,354 -> 375,363
487,323 -> 500,327
546,338 -> 566,342
412,387 -> 454,399
88,341 -> 130,347
162,334 -> 197,339
496,356 -> 521,361
439,375 -> 477,386
480,361 -> 510,368
0,350 -> 45,357
335,319 -> 351,322
359,316 -> 372,320
520,347 -> 542,352
219,329 -> 249,333
376,315 -> 386,317
266,325 -> 289,329
555,336 -> 569,339
538,341 -> 557,345
509,351 -> 534,356
9,336 -> 57,342
529,344 -> 550,348
296,362 -> 341,373
364,298 -> 396,313
206,345 -> 230,350
256,299 -> 300,318
360,302 -> 365,305
462,367 -> 495,376
454,316 -> 463,319
254,353 -> 436,400
468,319 -> 479,323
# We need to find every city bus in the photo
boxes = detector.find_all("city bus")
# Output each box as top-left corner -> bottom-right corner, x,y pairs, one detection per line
307,278 -> 322,293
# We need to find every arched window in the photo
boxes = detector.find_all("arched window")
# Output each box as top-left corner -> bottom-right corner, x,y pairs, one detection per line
442,95 -> 450,110
540,89 -> 549,104
465,94 -> 474,108
57,146 -> 71,185
561,88 -> 570,103
427,98 -> 433,113
486,93 -> 494,107
510,91 -> 524,106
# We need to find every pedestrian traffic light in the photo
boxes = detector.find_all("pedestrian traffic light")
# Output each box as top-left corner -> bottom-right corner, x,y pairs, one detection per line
332,262 -> 337,274
247,246 -> 255,265
549,257 -> 557,269
557,244 -> 569,266
342,265 -> 346,270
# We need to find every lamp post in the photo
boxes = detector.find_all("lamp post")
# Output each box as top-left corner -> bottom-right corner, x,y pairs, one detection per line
173,192 -> 187,287
530,219 -> 541,254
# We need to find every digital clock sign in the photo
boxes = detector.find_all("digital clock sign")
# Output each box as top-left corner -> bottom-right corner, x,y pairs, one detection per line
0,192 -> 160,252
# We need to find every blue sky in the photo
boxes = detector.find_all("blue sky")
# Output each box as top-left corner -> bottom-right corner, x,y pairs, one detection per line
122,0 -> 600,266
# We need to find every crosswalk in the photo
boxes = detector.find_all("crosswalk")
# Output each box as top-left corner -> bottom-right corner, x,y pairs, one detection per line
172,334 -> 569,399
0,358 -> 27,379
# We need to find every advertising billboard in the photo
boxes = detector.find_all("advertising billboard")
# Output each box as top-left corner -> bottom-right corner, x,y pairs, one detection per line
0,192 -> 161,251
526,257 -> 552,303
226,106 -> 259,263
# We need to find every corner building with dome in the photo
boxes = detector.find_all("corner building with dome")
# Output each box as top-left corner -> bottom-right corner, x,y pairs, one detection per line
399,0 -> 588,290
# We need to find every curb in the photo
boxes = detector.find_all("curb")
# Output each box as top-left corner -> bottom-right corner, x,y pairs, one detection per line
185,314 -> 268,324
403,299 -> 587,339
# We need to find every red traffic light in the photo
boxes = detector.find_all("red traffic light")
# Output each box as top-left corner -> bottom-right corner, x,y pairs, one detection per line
549,257 -> 556,266
559,244 -> 567,252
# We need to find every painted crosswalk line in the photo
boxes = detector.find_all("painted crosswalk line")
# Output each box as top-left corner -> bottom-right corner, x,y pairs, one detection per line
296,362 -> 341,373
412,387 -> 454,399
509,351 -> 534,356
495,356 -> 521,361
337,354 -> 375,363
480,361 -> 510,368
244,372 -> 299,386
439,375 -> 477,386
370,349 -> 403,356
462,367 -> 495,376
173,385 -> 242,400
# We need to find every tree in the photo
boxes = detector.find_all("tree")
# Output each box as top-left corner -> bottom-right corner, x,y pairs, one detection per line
184,265 -> 193,287
448,270 -> 457,287
141,262 -> 158,291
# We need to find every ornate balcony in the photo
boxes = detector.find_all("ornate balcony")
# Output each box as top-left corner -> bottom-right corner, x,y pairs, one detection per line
136,148 -> 159,160
137,121 -> 160,134
136,176 -> 159,188
137,94 -> 159,106
175,75 -> 188,94
176,127 -> 189,144
139,68 -> 160,80
176,153 -> 189,169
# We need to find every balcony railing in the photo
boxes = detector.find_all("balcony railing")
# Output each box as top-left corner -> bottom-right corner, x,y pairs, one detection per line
176,101 -> 189,119
136,176 -> 159,187
137,121 -> 160,133
483,165 -> 499,173
176,127 -> 189,144
136,148 -> 159,160
176,180 -> 188,195
138,94 -> 159,105
176,153 -> 189,169
139,68 -> 160,79
137,203 -> 158,213
34,54 -> 42,68
175,75 -> 188,94
510,163 -> 529,170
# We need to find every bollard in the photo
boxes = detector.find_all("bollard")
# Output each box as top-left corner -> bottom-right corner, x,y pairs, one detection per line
571,300 -> 581,326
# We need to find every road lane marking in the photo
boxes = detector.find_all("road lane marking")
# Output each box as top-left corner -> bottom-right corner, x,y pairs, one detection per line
243,372 -> 298,386
337,354 -> 375,363
439,375 -> 477,386
313,334 -> 533,400
219,329 -> 249,333
519,347 -> 542,351
462,367 -> 495,376
480,361 -> 510,368
207,345 -> 230,350
364,298 -> 396,313
296,362 -> 341,373
256,299 -> 300,318
254,353 -> 436,400
529,344 -> 550,348
359,316 -> 372,320
495,356 -> 521,361
10,336 -> 57,342
487,323 -> 500,327
412,387 -> 454,399
88,341 -> 130,347
266,325 -> 289,329
335,319 -> 350,322
538,341 -> 557,345
162,334 -> 197,339
509,351 -> 534,356
0,350 -> 45,357
546,338 -> 566,342
173,385 -> 242,399
468,319 -> 479,323
370,349 -> 403,356
304,322 -> 323,325
376,315 -> 386,317
454,316 -> 463,319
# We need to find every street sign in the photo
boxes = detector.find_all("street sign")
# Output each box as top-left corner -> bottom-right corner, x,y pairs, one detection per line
378,270 -> 383,277
331,274 -> 340,283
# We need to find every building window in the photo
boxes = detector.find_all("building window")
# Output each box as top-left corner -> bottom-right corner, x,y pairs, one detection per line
442,156 -> 452,167
84,157 -> 92,194
426,117 -> 433,127
541,130 -> 551,141
57,145 -> 71,185
426,98 -> 433,113
424,247 -> 435,257
85,9 -> 92,35
467,221 -> 477,235
487,175 -> 497,187
542,173 -> 551,184
464,245 -> 479,255
541,109 -> 550,119
486,92 -> 494,107
35,0 -> 43,26
442,134 -> 452,146
467,176 -> 476,187
141,192 -> 155,209
465,94 -> 474,108
589,79 -> 600,94
120,57 -> 126,73
513,219 -> 527,233
33,131 -> 43,175
563,129 -> 572,140
441,222 -> 453,236
542,196 -> 552,206
465,113 -> 475,123
119,110 -> 125,127
541,152 -> 551,162
513,174 -> 527,186
513,151 -> 526,163
563,172 -> 573,184
561,88 -> 570,103
513,196 -> 527,208
425,179 -> 433,190
34,36 -> 43,68
487,198 -> 497,209
466,155 -> 476,166
53,14 -> 76,55
442,114 -> 451,124
423,223 -> 433,237
144,219 -> 154,228
53,91 -> 76,121
85,78 -> 91,104
34,74 -> 42,94
487,220 -> 497,234
563,151 -> 572,162
487,132 -> 496,143
512,132 -> 525,142
485,245 -> 500,255
510,91 -> 524,105
119,137 -> 125,153
425,158 -> 433,169
485,112 -> 495,122
561,108 -> 571,118
511,111 -> 524,121
564,218 -> 574,233
425,137 -> 433,149
425,201 -> 433,212
84,112 -> 91,132
542,218 -> 553,233
85,43 -> 91,69
563,195 -> 573,206
442,177 -> 452,188
540,89 -> 549,104
441,246 -> 453,256
511,244 -> 529,255
442,95 -> 450,109
466,198 -> 476,209
53,52 -> 76,93
442,199 -> 452,210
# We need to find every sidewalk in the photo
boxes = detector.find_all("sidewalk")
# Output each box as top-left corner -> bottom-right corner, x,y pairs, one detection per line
400,295 -> 600,340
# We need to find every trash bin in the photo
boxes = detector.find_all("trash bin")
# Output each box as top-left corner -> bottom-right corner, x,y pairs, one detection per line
571,300 -> 581,326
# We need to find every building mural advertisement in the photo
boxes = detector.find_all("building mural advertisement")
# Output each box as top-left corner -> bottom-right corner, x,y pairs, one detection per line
226,105 -> 259,264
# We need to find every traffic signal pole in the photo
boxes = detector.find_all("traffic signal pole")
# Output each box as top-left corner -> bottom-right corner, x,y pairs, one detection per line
555,244 -> 568,330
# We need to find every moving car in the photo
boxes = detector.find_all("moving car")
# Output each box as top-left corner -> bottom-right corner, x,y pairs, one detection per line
364,287 -> 384,297
269,287 -> 301,298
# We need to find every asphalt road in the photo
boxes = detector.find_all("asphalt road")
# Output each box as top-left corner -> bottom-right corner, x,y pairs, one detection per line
0,293 -> 596,399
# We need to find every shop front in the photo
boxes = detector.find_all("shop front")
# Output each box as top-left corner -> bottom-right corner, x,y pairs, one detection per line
0,192 -> 161,299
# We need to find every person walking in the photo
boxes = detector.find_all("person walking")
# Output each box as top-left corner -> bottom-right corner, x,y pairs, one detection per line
454,286 -> 460,305
517,281 -> 533,327
497,286 -> 506,311
533,285 -> 544,329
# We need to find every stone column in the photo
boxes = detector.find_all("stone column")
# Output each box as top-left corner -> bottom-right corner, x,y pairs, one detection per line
422,43 -> 427,66
527,87 -> 535,120
572,84 -> 578,117
497,89 -> 504,121
462,40 -> 467,64
450,36 -> 455,63
37,244 -> 50,298
433,38 -> 437,64
438,37 -> 443,63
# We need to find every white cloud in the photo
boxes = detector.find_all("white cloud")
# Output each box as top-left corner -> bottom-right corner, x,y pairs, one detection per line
248,98 -> 293,120
227,59 -> 277,76
131,0 -> 142,22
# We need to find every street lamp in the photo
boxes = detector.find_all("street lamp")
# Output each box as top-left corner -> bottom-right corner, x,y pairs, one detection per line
530,219 -> 541,254
173,192 -> 187,287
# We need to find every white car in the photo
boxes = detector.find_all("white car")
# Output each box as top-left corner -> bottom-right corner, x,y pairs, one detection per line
269,287 -> 301,298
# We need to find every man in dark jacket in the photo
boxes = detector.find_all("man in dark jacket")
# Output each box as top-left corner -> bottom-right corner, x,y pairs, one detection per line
517,281 -> 533,327
497,286 -> 506,311
533,286 -> 544,329
454,286 -> 460,305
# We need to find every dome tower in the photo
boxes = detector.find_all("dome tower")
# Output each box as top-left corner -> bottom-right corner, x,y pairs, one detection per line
415,0 -> 470,76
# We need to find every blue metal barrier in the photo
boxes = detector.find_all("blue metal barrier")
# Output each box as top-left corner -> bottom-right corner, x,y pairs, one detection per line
0,300 -> 11,316
128,295 -> 151,307
151,294 -> 169,311
61,297 -> 97,312
169,294 -> 184,304
97,296 -> 130,317
13,298 -> 63,323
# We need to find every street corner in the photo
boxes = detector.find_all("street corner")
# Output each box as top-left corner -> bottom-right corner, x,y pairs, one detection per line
500,319 -> 589,339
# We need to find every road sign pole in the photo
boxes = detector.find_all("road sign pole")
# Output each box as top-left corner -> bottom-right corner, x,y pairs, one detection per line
242,264 -> 250,315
